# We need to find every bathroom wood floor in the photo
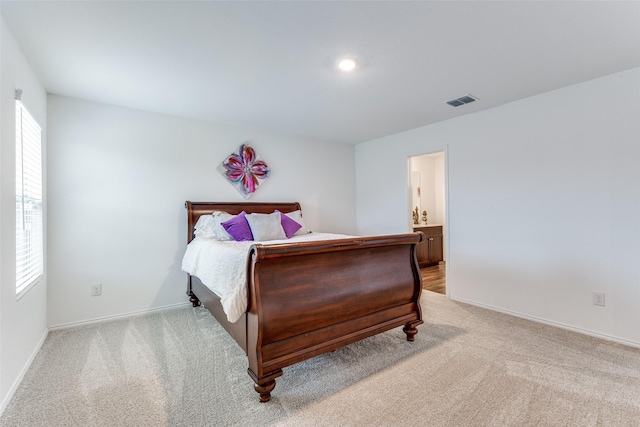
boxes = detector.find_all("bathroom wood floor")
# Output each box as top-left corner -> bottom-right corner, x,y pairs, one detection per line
421,262 -> 446,294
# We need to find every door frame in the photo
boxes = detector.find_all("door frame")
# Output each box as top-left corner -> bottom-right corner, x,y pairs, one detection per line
407,145 -> 450,297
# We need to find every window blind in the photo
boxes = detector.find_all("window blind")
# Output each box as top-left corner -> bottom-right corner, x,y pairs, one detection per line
15,100 -> 43,294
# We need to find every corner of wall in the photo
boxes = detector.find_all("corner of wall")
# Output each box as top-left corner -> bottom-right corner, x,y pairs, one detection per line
0,14 -> 49,413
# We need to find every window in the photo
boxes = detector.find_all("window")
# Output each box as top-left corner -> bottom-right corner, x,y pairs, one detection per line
15,99 -> 43,295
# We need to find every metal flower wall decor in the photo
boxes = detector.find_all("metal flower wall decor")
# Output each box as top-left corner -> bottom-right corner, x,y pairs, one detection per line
217,143 -> 271,199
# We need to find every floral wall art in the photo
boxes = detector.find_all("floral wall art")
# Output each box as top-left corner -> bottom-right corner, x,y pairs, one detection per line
217,143 -> 271,199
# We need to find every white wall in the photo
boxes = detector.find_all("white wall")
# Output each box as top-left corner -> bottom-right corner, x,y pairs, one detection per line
409,156 -> 434,226
0,15 -> 48,412
410,153 -> 445,227
47,95 -> 356,327
433,154 -> 445,226
356,67 -> 640,346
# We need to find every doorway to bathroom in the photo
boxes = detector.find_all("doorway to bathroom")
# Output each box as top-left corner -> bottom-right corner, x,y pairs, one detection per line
409,151 -> 446,294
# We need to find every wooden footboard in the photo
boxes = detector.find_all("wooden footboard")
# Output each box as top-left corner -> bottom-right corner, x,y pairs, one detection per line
185,201 -> 424,402
247,233 -> 423,401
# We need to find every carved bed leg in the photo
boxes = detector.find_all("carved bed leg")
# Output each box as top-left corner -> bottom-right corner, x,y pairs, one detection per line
188,291 -> 201,307
254,380 -> 276,402
248,369 -> 283,403
186,276 -> 201,307
403,321 -> 422,342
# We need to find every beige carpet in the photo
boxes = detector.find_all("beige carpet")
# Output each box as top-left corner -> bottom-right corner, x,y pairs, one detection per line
2,292 -> 640,426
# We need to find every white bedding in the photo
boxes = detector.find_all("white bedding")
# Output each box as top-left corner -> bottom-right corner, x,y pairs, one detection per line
181,232 -> 350,323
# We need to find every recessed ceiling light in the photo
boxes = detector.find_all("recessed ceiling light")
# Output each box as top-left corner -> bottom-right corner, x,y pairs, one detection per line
338,58 -> 358,72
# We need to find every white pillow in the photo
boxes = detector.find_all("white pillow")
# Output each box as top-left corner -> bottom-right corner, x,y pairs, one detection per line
285,210 -> 311,235
245,212 -> 286,241
212,211 -> 233,240
194,214 -> 216,239
194,211 -> 233,240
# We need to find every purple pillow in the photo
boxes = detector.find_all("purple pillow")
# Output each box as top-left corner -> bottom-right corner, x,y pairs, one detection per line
276,209 -> 302,238
221,211 -> 253,241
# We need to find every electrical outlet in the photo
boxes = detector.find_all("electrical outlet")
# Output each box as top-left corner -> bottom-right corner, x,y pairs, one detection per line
593,292 -> 605,306
91,283 -> 102,297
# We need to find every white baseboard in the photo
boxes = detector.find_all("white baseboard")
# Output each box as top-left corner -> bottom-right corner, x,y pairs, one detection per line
48,301 -> 192,331
449,296 -> 640,349
0,328 -> 48,417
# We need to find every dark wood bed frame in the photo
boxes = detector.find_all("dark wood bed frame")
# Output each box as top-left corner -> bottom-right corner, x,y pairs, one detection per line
185,201 -> 425,402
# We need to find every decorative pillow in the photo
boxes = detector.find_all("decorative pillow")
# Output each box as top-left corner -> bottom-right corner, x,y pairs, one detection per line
284,210 -> 310,235
221,211 -> 253,241
194,211 -> 233,240
245,212 -> 287,241
275,210 -> 302,238
211,211 -> 233,240
194,214 -> 217,239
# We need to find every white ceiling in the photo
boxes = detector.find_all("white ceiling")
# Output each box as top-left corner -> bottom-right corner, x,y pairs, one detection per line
2,1 -> 639,144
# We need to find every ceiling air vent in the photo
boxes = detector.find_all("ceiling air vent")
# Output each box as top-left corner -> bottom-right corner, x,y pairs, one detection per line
446,94 -> 477,107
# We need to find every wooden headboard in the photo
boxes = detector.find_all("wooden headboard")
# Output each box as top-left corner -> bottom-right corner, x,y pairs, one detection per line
185,201 -> 302,243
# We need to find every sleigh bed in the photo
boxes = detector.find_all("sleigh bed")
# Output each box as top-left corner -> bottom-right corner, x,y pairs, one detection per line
184,201 -> 424,402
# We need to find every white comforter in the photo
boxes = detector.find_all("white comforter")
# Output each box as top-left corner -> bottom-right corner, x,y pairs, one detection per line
181,232 -> 349,323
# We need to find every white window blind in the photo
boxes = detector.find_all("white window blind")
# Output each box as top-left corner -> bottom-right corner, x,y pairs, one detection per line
15,99 -> 43,294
